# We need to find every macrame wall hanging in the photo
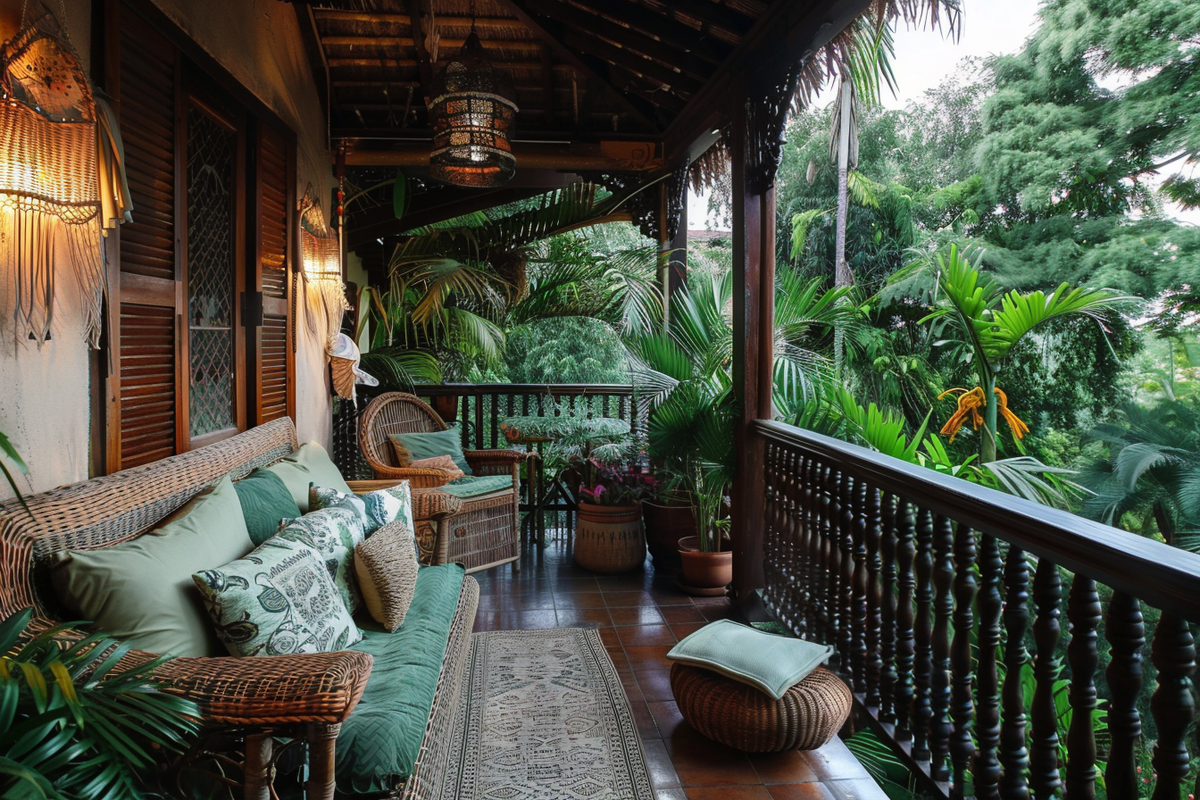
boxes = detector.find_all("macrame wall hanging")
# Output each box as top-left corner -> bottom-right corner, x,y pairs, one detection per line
0,9 -> 108,346
299,187 -> 349,358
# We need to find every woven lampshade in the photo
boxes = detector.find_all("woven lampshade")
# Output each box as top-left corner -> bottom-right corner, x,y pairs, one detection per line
299,197 -> 350,354
429,31 -> 518,188
0,13 -> 104,346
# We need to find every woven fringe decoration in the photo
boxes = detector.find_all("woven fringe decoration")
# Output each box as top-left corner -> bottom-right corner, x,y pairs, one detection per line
0,12 -> 104,347
299,194 -> 349,355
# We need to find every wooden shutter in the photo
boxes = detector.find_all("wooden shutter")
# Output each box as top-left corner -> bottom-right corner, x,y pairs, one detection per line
109,13 -> 182,471
253,124 -> 295,425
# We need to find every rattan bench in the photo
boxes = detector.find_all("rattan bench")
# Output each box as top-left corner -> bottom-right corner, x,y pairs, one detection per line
0,418 -> 479,800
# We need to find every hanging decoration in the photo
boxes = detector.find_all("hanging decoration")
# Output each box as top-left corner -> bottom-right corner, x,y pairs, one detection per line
0,11 -> 105,346
299,187 -> 349,357
428,2 -> 518,188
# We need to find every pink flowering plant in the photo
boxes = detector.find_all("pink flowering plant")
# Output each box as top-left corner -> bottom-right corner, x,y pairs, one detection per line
577,464 -> 658,507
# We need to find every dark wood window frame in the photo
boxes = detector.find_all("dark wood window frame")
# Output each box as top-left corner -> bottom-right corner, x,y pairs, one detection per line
92,0 -> 298,473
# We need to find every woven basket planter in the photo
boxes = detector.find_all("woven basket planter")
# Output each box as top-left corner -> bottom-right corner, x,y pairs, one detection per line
670,663 -> 851,752
573,502 -> 646,573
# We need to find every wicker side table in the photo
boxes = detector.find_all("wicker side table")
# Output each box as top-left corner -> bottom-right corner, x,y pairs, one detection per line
669,663 -> 851,752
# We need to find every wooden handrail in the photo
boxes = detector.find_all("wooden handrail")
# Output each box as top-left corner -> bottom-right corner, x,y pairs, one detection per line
753,419 -> 1200,623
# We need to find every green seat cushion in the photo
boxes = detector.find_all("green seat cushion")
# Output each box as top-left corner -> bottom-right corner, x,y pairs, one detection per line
234,469 -> 303,545
439,474 -> 512,499
51,475 -> 254,658
266,442 -> 352,512
388,426 -> 473,476
666,619 -> 834,700
337,564 -> 466,795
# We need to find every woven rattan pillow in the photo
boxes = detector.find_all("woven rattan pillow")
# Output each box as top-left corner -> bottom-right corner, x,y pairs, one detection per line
666,619 -> 834,700
354,524 -> 419,632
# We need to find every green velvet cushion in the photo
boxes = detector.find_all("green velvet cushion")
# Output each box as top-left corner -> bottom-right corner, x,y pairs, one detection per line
439,474 -> 512,499
51,475 -> 254,658
234,469 -> 303,545
337,564 -> 465,794
388,426 -> 473,476
266,441 -> 352,512
666,619 -> 834,700
193,536 -> 362,657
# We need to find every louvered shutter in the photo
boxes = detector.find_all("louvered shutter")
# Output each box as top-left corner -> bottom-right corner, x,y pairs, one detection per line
253,125 -> 295,425
110,14 -> 182,471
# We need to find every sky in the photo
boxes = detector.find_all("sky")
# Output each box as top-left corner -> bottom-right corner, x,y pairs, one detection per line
686,0 -> 1045,229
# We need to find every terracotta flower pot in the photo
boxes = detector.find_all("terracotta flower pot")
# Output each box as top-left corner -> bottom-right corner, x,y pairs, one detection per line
573,502 -> 646,573
676,535 -> 732,595
642,501 -> 694,570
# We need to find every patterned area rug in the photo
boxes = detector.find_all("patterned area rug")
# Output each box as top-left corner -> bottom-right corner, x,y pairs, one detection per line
441,628 -> 655,800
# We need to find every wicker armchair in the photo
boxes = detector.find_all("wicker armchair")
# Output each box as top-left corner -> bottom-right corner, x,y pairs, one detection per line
358,392 -> 525,573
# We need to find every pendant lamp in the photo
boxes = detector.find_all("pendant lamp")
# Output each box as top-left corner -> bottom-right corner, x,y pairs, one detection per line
429,16 -> 518,188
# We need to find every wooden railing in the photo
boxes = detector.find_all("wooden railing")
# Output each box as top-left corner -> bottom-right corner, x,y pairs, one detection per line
755,419 -> 1199,800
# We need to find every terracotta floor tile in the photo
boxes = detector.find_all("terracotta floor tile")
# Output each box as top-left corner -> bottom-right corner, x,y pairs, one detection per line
555,607 -> 612,627
617,625 -> 678,647
605,590 -> 657,607
666,725 -> 761,787
670,622 -> 709,640
748,751 -> 822,785
551,578 -> 602,593
597,626 -> 622,647
630,698 -> 662,739
659,605 -> 708,624
766,784 -> 839,800
700,605 -> 736,622
624,644 -> 674,671
656,789 -> 689,800
798,739 -> 872,783
505,595 -> 558,611
610,606 -> 668,626
471,611 -> 502,632
647,700 -> 685,739
597,574 -> 653,590
685,786 -> 775,800
510,609 -> 559,629
636,669 -> 677,702
643,739 -> 682,788
557,590 -> 607,608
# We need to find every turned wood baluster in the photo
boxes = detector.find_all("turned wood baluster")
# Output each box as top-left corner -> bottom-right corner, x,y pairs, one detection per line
894,498 -> 917,743
838,471 -> 857,686
1065,575 -> 1101,800
1030,559 -> 1063,800
1150,614 -> 1196,800
1000,547 -> 1032,800
1104,592 -> 1144,800
864,485 -> 884,710
950,523 -> 978,800
974,534 -> 1003,800
781,448 -> 801,632
850,477 -> 870,695
798,455 -> 816,635
820,463 -> 838,646
930,513 -> 955,783
911,507 -> 935,763
879,492 -> 899,727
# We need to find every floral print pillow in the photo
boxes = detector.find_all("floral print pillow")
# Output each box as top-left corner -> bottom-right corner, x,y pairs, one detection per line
310,481 -> 415,542
277,505 -> 366,614
193,537 -> 361,657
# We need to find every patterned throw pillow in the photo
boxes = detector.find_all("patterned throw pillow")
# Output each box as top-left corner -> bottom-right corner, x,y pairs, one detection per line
193,537 -> 361,657
354,524 -> 419,632
277,506 -> 366,614
310,481 -> 415,541
408,454 -> 465,481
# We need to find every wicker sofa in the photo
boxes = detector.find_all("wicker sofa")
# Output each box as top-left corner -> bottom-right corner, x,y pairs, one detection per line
0,417 -> 480,800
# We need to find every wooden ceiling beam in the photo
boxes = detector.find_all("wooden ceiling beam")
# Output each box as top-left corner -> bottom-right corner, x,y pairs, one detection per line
321,35 -> 541,50
293,4 -> 331,119
521,0 -> 716,79
560,30 -> 700,98
348,185 -> 555,248
343,141 -> 662,171
564,0 -> 732,62
494,0 -> 661,132
641,0 -> 757,37
402,0 -> 435,106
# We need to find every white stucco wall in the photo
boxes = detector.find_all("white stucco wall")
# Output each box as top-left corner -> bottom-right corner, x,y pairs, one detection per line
0,0 -> 335,500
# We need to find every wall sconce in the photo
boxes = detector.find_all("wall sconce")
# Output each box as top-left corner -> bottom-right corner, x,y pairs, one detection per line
299,192 -> 350,357
0,12 -> 106,346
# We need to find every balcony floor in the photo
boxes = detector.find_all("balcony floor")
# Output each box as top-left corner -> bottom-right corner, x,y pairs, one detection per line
470,533 -> 887,800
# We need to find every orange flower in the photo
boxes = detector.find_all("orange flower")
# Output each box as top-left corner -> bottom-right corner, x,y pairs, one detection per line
937,386 -> 1030,442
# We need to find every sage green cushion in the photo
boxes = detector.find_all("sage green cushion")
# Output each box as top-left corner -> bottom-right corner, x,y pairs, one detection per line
234,469 -> 302,545
387,426 -> 473,476
276,506 -> 367,615
266,441 -> 352,512
666,619 -> 834,700
51,475 -> 254,658
336,564 -> 465,794
193,536 -> 362,657
439,474 -> 512,499
311,481 -> 415,538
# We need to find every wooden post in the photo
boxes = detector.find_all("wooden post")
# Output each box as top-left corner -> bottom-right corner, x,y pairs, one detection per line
730,71 -> 777,601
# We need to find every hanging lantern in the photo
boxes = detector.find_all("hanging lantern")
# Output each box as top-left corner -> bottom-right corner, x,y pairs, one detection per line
429,30 -> 518,188
0,12 -> 104,346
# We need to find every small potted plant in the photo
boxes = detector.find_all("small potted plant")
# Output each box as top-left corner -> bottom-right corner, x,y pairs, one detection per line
572,453 -> 656,573
640,470 -> 695,570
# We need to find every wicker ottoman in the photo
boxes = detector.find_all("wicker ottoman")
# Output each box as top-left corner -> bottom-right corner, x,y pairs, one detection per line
669,663 -> 852,752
